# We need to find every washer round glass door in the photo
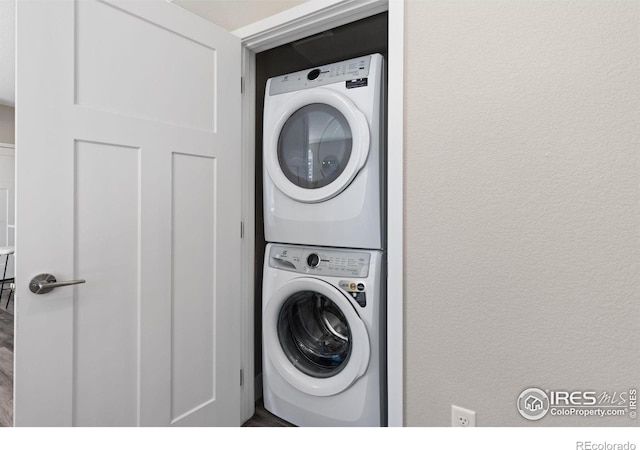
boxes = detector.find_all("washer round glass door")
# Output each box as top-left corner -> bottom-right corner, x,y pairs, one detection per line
278,289 -> 351,378
264,278 -> 370,397
265,88 -> 370,203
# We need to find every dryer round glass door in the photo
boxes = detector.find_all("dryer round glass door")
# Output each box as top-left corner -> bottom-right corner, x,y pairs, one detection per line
263,277 -> 370,397
264,89 -> 370,203
278,104 -> 352,190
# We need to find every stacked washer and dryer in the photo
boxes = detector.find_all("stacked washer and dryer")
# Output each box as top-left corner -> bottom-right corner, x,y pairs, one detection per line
262,54 -> 386,427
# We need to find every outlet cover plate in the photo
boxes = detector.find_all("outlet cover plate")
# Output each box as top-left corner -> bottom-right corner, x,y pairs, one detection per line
452,405 -> 476,427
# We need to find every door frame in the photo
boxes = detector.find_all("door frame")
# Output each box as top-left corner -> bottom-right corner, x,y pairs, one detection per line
234,0 -> 404,426
0,143 -> 15,253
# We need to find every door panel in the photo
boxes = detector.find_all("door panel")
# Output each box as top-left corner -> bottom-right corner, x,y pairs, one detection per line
170,153 -> 216,423
73,141 -> 140,426
75,0 -> 217,131
15,0 -> 241,426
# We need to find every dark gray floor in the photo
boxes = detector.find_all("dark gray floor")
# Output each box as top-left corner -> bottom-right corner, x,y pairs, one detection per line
242,398 -> 294,427
0,291 -> 14,427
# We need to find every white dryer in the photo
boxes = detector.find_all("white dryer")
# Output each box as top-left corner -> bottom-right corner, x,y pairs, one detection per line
262,243 -> 386,427
263,54 -> 384,249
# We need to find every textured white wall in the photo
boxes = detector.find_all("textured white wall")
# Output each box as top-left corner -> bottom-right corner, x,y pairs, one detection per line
405,1 -> 640,426
0,105 -> 14,144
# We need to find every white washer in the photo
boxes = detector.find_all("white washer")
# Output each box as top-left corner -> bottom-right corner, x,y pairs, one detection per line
262,243 -> 386,427
263,54 -> 384,249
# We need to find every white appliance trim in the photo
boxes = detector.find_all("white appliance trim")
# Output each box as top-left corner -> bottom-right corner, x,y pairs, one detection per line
236,0 -> 404,426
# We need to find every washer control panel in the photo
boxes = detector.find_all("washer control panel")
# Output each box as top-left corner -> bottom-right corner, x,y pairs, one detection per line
269,245 -> 371,278
338,280 -> 367,307
269,55 -> 373,96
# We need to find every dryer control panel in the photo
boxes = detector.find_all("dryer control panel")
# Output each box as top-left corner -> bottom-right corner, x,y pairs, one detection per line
269,245 -> 371,278
269,55 -> 373,96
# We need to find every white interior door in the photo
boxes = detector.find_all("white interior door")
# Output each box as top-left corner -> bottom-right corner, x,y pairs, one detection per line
15,0 -> 241,426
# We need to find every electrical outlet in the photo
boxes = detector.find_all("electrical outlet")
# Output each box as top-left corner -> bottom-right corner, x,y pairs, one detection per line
451,405 -> 476,427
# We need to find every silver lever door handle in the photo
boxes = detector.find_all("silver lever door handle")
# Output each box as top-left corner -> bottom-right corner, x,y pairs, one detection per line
29,273 -> 86,294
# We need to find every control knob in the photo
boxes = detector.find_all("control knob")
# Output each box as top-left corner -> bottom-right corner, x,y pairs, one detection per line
307,69 -> 321,80
307,253 -> 320,268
